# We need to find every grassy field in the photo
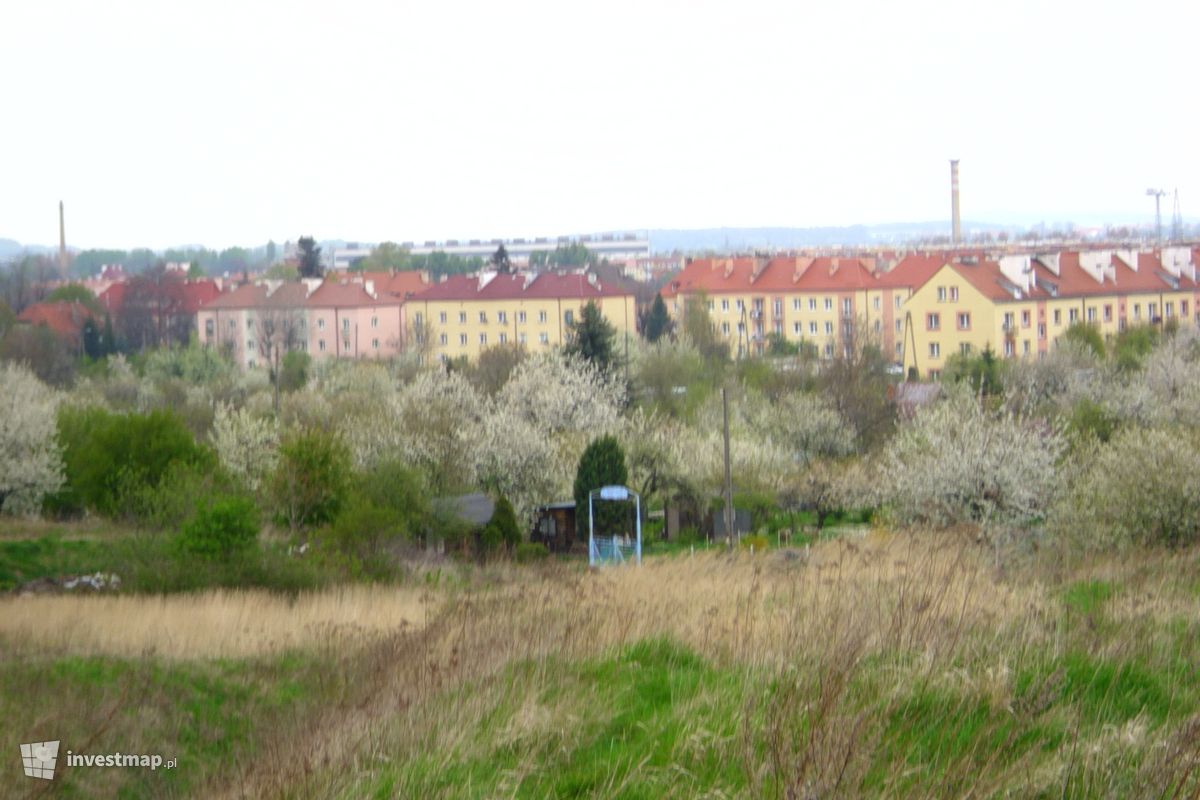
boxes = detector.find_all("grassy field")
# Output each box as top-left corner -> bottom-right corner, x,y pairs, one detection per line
3,530 -> 1200,797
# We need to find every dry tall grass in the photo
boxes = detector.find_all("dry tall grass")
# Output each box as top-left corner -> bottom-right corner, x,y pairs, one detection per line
0,585 -> 435,659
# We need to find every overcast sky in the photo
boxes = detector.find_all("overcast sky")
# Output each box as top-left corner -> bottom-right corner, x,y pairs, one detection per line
2,0 -> 1196,250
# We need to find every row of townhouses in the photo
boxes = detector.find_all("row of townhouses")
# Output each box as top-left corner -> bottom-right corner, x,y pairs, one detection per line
661,246 -> 1200,378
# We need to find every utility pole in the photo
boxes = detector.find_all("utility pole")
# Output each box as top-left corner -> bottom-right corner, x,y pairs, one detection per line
722,386 -> 733,549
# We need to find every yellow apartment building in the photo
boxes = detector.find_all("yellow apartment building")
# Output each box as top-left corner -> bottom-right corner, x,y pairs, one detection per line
404,271 -> 637,361
902,249 -> 1200,378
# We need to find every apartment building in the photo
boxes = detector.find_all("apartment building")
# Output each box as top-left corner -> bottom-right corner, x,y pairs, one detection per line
902,247 -> 1200,378
404,271 -> 636,361
660,256 -> 913,360
196,276 -> 412,368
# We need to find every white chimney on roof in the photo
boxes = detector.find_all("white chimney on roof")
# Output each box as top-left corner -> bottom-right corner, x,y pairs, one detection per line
364,280 -> 376,299
478,270 -> 498,290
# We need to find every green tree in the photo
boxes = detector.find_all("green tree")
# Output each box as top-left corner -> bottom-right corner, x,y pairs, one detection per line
178,496 -> 260,561
270,428 -> 350,533
324,460 -> 430,574
1113,324 -> 1159,371
573,435 -> 630,537
942,344 -> 1005,396
1061,322 -> 1105,360
490,244 -> 513,274
44,283 -> 102,314
265,262 -> 300,281
680,294 -> 729,368
547,243 -> 594,268
187,261 -> 205,279
565,301 -> 617,372
297,236 -> 323,279
480,495 -> 521,554
279,350 -> 310,393
266,239 -> 278,265
359,241 -> 412,272
641,294 -> 672,343
81,317 -> 103,360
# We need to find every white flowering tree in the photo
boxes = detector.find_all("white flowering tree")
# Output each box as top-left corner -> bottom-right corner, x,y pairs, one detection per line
210,403 -> 280,495
877,386 -> 1063,532
392,368 -> 486,491
0,364 -> 64,515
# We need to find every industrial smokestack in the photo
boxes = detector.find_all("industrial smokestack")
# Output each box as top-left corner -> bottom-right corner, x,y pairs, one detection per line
950,160 -> 962,244
58,201 -> 67,274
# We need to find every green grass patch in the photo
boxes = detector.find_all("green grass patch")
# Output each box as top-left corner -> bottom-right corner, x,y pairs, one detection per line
364,638 -> 748,799
0,651 -> 338,797
1063,579 -> 1116,615
0,535 -> 118,590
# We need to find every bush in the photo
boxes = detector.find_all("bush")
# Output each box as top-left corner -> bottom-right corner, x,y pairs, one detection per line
321,460 -> 431,577
479,495 -> 522,555
124,459 -> 237,531
1053,427 -> 1200,550
52,406 -> 214,519
515,542 -> 550,563
739,534 -> 770,552
279,351 -> 310,393
178,496 -> 260,561
270,428 -> 351,533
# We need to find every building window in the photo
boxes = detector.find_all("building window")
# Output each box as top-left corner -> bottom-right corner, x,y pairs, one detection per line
439,312 -> 447,324
842,298 -> 852,315
736,299 -> 744,311
1002,312 -> 1014,330
929,369 -> 941,380
937,286 -> 946,302
824,297 -> 833,311
459,311 -> 467,323
1182,301 -> 1190,317
479,333 -> 487,345
479,311 -> 487,323
926,313 -> 940,331
874,319 -> 881,333
895,320 -> 901,333
317,318 -> 325,330
499,332 -> 507,344
1166,301 -> 1174,318
773,299 -> 782,316
873,296 -> 881,311
1023,339 -> 1031,355
895,295 -> 902,309
247,319 -> 255,332
371,316 -> 378,328
498,311 -> 507,324
929,342 -> 940,358
247,339 -> 255,350
809,321 -> 817,335
1004,339 -> 1014,357
793,298 -> 801,311
1068,308 -> 1078,323
793,322 -> 801,334
1021,310 -> 1031,328
737,321 -> 745,333
1038,323 -> 1046,340
439,333 -> 448,345
319,340 -> 326,351
1053,309 -> 1062,325
707,300 -> 714,310
1149,303 -> 1158,319
1103,305 -> 1112,322
343,341 -> 350,352
518,333 -> 527,344
538,310 -> 547,323
539,332 -> 549,344
372,338 -> 379,349
821,321 -> 831,335
343,318 -> 350,330
809,298 -> 817,311
518,310 -> 526,323
824,343 -> 833,358
960,343 -> 971,356
459,334 -> 468,346
721,322 -> 730,334
957,312 -> 971,330
721,299 -> 729,312
1086,307 -> 1096,322
205,319 -> 214,336
1133,303 -> 1141,320
950,286 -> 959,301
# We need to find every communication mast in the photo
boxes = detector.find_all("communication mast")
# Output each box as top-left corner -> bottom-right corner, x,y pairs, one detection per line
1171,189 -> 1183,242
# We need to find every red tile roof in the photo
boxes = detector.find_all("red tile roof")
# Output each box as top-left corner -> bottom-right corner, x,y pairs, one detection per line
353,270 -> 430,298
412,271 -> 632,302
17,302 -> 95,339
661,257 -> 879,297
